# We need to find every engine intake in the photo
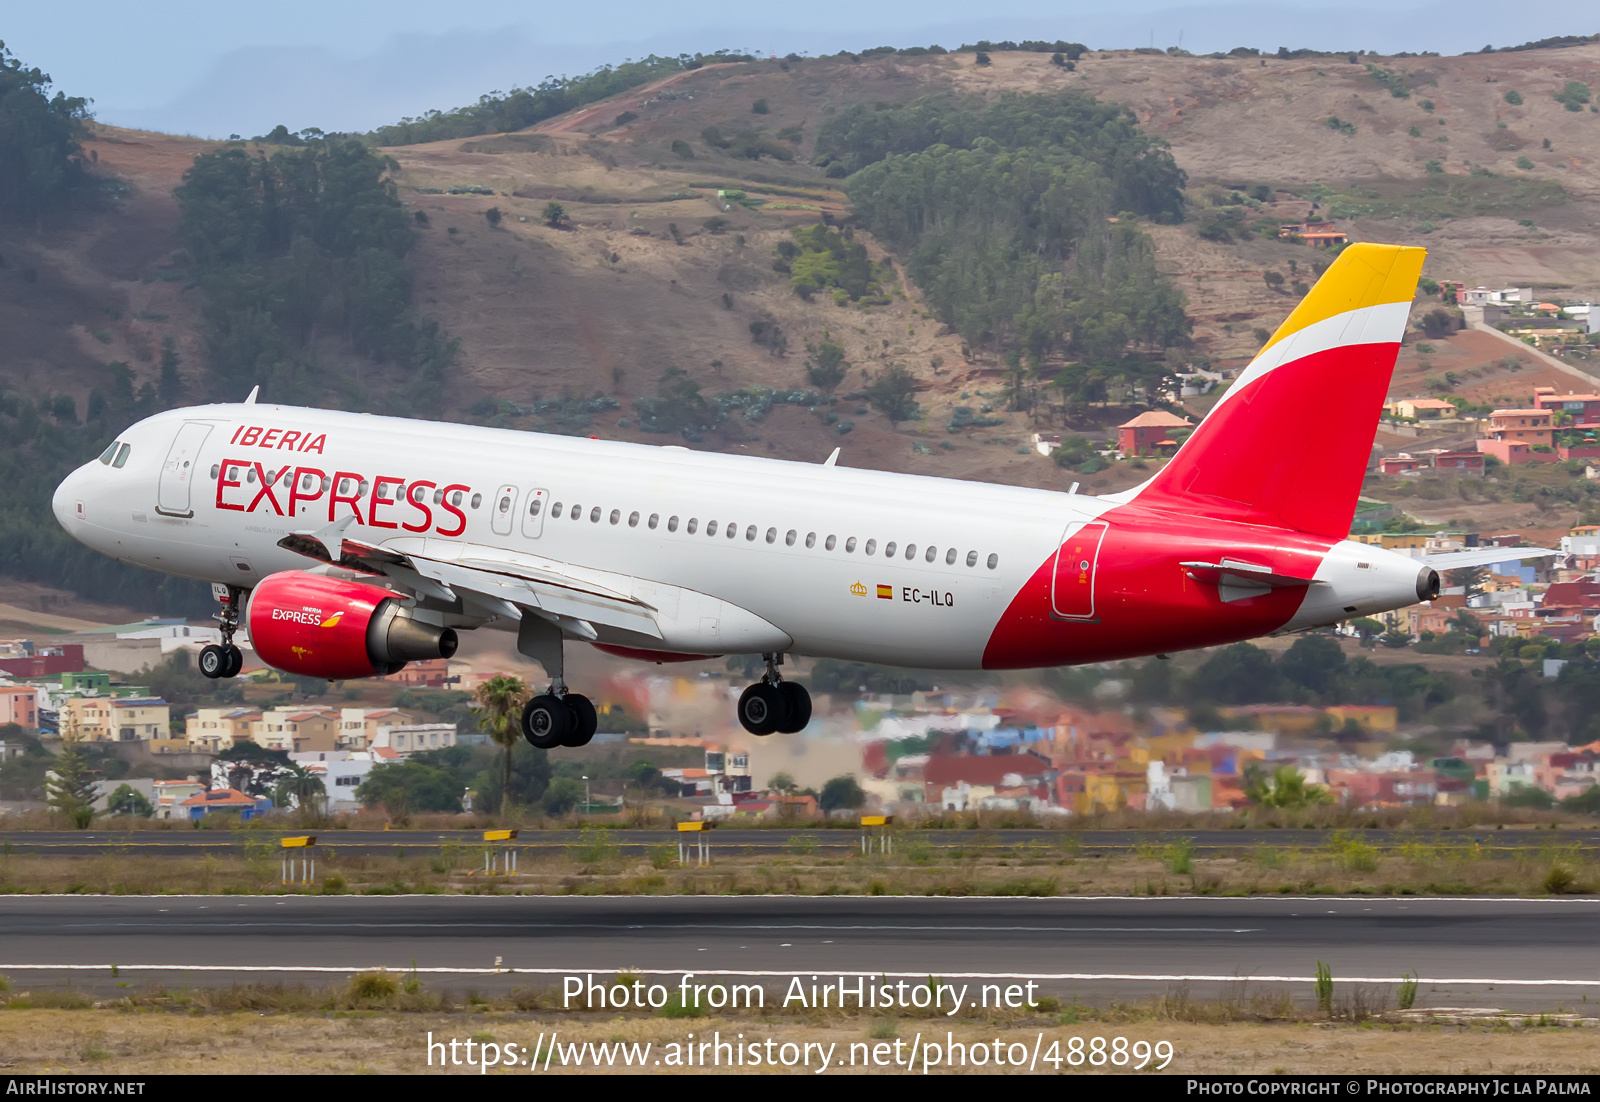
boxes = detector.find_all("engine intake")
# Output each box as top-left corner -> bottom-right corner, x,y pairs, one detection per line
246,571 -> 457,681
1415,566 -> 1441,603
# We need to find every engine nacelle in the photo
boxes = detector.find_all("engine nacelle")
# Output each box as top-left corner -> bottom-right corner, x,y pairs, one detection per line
246,571 -> 457,680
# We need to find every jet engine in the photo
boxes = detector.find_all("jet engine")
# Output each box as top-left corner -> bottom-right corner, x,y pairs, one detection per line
246,571 -> 457,680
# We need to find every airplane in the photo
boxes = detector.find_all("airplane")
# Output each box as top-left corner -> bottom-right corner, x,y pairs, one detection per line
52,242 -> 1537,749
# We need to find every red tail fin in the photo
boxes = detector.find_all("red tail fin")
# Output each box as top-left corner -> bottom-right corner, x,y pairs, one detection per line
1122,243 -> 1426,539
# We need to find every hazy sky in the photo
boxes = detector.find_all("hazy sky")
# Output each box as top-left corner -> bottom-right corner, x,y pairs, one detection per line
5,1 -> 1595,137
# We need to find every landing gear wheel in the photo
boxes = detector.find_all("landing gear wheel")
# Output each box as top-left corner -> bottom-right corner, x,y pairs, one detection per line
198,645 -> 228,679
221,644 -> 244,678
737,683 -> 788,736
562,693 -> 598,748
522,695 -> 573,750
776,682 -> 812,733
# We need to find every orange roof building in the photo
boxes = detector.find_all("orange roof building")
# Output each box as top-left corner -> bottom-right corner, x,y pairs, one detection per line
1117,410 -> 1192,457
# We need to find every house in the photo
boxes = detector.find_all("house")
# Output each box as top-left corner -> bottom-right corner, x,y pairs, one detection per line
60,696 -> 170,742
184,707 -> 261,753
0,684 -> 39,730
1477,409 -> 1560,466
0,643 -> 85,679
335,708 -> 414,750
1378,454 -> 1430,475
1430,450 -> 1485,477
1116,411 -> 1192,457
1532,388 -> 1600,428
251,708 -> 338,752
151,779 -> 206,820
1278,222 -> 1348,247
371,723 -> 457,755
1387,397 -> 1456,420
288,750 -> 377,810
177,787 -> 272,821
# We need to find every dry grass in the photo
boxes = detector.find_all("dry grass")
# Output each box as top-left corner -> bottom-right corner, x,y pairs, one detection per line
0,831 -> 1595,897
0,988 -> 1596,1074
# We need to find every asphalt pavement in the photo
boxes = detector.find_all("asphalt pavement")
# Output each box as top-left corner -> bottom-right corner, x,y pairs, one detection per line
1,895 -> 1595,1011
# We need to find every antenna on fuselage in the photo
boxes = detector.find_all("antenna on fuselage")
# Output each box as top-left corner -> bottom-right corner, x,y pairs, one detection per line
243,386 -> 260,405
822,447 -> 840,467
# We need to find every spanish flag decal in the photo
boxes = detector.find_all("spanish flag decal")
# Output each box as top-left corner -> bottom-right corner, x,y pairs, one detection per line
876,584 -> 893,600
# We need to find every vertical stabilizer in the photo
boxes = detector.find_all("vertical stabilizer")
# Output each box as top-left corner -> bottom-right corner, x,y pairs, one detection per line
1120,242 -> 1426,538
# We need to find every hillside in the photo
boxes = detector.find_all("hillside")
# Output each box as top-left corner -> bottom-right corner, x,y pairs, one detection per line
4,43 -> 1600,554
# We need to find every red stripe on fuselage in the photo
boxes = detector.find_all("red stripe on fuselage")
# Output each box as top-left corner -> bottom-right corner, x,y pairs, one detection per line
980,501 -> 1337,669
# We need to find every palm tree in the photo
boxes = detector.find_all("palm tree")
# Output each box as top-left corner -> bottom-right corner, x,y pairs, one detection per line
475,675 -> 530,813
274,763 -> 326,815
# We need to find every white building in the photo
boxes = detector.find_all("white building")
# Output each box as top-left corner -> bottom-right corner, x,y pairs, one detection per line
370,723 -> 456,755
288,750 -> 380,810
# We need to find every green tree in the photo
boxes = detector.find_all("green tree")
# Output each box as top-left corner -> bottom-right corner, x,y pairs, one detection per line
818,774 -> 865,811
542,776 -> 586,815
474,674 -> 530,813
1189,642 -> 1282,704
1278,634 -> 1347,699
543,201 -> 568,227
106,783 -> 153,817
356,761 -> 464,814
804,340 -> 849,390
1243,764 -> 1332,809
768,771 -> 799,794
46,744 -> 99,826
864,364 -> 919,423
273,762 -> 327,813
0,41 -> 93,222
1348,617 -> 1385,642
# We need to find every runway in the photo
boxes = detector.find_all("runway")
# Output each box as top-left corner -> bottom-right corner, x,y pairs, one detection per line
3,827 -> 1593,857
2,895 -> 1595,1011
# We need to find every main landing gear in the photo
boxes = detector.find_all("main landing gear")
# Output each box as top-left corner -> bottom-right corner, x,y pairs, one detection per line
199,583 -> 245,680
737,653 -> 811,736
515,614 -> 598,750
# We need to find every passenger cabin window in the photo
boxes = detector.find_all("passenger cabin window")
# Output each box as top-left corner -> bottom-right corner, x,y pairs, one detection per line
945,548 -> 957,565
552,502 -> 563,518
497,493 -> 513,517
529,499 -> 543,516
706,520 -> 719,537
846,537 -> 857,553
804,532 -> 815,548
987,553 -> 999,570
884,542 -> 897,558
966,551 -> 978,567
609,509 -> 620,525
904,544 -> 915,560
471,493 -> 482,510
765,528 -> 777,544
431,488 -> 443,504
209,463 -> 219,479
787,530 -> 797,546
686,518 -> 698,534
745,525 -> 757,541
590,507 -> 601,523
570,503 -> 582,520
726,523 -> 736,539
925,546 -> 937,563
649,514 -> 659,529
629,511 -> 640,527
667,516 -> 678,532
826,535 -> 837,551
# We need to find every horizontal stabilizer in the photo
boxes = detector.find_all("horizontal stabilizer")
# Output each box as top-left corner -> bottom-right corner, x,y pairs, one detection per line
1181,560 -> 1320,588
1421,547 -> 1558,569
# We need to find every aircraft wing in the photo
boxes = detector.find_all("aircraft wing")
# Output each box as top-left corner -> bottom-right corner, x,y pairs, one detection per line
277,530 -> 664,639
1421,548 -> 1559,569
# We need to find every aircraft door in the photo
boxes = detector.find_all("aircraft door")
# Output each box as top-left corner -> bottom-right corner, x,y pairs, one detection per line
490,484 -> 519,537
521,488 -> 549,539
1051,520 -> 1108,619
156,421 -> 214,518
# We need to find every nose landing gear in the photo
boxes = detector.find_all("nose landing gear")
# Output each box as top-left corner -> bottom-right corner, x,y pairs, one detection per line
737,653 -> 811,736
199,583 -> 245,680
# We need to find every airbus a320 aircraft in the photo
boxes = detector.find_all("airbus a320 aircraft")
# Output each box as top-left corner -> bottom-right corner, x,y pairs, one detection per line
52,243 -> 1522,749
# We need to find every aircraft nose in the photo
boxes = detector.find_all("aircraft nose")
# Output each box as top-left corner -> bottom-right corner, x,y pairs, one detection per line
52,466 -> 89,532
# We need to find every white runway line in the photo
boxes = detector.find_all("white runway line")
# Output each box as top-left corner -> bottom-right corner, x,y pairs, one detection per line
0,963 -> 1594,986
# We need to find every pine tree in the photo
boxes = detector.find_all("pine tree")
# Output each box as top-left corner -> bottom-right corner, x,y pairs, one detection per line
46,745 -> 99,826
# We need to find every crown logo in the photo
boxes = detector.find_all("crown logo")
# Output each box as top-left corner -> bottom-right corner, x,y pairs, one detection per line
850,581 -> 867,597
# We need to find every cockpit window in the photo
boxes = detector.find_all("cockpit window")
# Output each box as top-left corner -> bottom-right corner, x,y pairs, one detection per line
112,443 -> 131,469
98,442 -> 118,465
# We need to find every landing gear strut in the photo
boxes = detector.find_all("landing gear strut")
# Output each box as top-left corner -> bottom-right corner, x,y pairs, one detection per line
737,653 -> 811,736
516,613 -> 598,750
199,583 -> 245,679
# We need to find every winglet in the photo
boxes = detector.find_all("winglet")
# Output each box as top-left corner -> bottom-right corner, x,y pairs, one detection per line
244,385 -> 260,405
823,447 -> 840,468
